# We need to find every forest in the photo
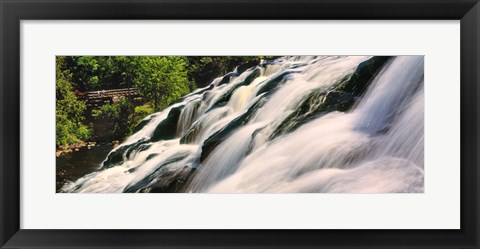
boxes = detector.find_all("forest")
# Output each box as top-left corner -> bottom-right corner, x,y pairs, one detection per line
56,56 -> 275,147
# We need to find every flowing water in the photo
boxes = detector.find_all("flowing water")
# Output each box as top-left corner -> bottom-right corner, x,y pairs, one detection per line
61,56 -> 424,193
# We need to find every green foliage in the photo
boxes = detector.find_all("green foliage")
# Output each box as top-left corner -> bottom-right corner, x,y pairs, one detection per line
59,56 -> 277,92
129,56 -> 192,110
92,101 -> 156,140
91,99 -> 134,140
62,56 -> 100,91
129,104 -> 155,134
56,55 -> 277,146
56,56 -> 92,147
90,109 -> 103,118
134,104 -> 154,117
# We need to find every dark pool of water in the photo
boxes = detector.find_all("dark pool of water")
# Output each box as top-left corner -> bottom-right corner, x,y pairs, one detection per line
56,143 -> 113,192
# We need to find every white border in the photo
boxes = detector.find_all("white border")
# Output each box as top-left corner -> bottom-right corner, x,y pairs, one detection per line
21,20 -> 460,229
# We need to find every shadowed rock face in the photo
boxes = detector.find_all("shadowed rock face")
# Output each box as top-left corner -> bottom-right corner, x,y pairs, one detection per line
206,68 -> 262,112
101,138 -> 151,169
270,90 -> 357,140
256,70 -> 299,96
123,151 -> 192,193
199,97 -> 268,162
151,105 -> 184,142
143,172 -> 194,193
218,72 -> 239,86
270,56 -> 392,140
131,115 -> 155,134
337,56 -> 391,95
137,167 -> 197,193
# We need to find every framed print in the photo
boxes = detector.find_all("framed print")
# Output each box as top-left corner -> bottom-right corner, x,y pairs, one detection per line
0,0 -> 479,248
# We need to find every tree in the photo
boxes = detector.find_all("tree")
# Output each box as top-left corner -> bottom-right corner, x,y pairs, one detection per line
63,56 -> 101,91
56,56 -> 91,146
132,56 -> 191,110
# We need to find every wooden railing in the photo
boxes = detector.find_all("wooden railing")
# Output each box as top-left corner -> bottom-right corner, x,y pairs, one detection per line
80,88 -> 141,103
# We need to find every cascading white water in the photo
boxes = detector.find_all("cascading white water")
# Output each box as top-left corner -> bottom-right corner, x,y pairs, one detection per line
62,56 -> 424,193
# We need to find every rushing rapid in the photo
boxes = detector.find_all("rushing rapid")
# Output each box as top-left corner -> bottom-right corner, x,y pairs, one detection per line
62,56 -> 424,193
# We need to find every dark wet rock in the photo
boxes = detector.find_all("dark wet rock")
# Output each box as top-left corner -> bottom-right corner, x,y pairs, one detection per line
218,72 -> 239,85
146,153 -> 159,161
180,120 -> 202,145
180,108 -> 231,145
151,105 -> 184,142
256,70 -> 299,96
290,63 -> 308,69
139,167 -> 196,193
101,138 -> 150,169
323,90 -> 358,112
207,68 -> 262,112
269,57 -> 391,140
125,143 -> 152,159
193,83 -> 215,96
123,151 -> 192,193
337,56 -> 391,95
200,97 -> 268,162
179,121 -> 202,145
269,90 -> 356,141
246,126 -> 267,155
131,116 -> 153,134
236,61 -> 260,75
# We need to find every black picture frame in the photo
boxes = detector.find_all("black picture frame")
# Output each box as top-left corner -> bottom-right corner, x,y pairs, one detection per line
1,0 -> 479,248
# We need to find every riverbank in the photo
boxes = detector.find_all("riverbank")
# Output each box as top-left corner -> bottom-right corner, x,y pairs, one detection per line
56,143 -> 114,192
56,140 -> 121,158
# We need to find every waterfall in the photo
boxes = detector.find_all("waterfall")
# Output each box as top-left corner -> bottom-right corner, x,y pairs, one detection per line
62,56 -> 424,193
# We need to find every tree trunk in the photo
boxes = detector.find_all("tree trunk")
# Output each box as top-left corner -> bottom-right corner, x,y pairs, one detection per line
154,90 -> 158,110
